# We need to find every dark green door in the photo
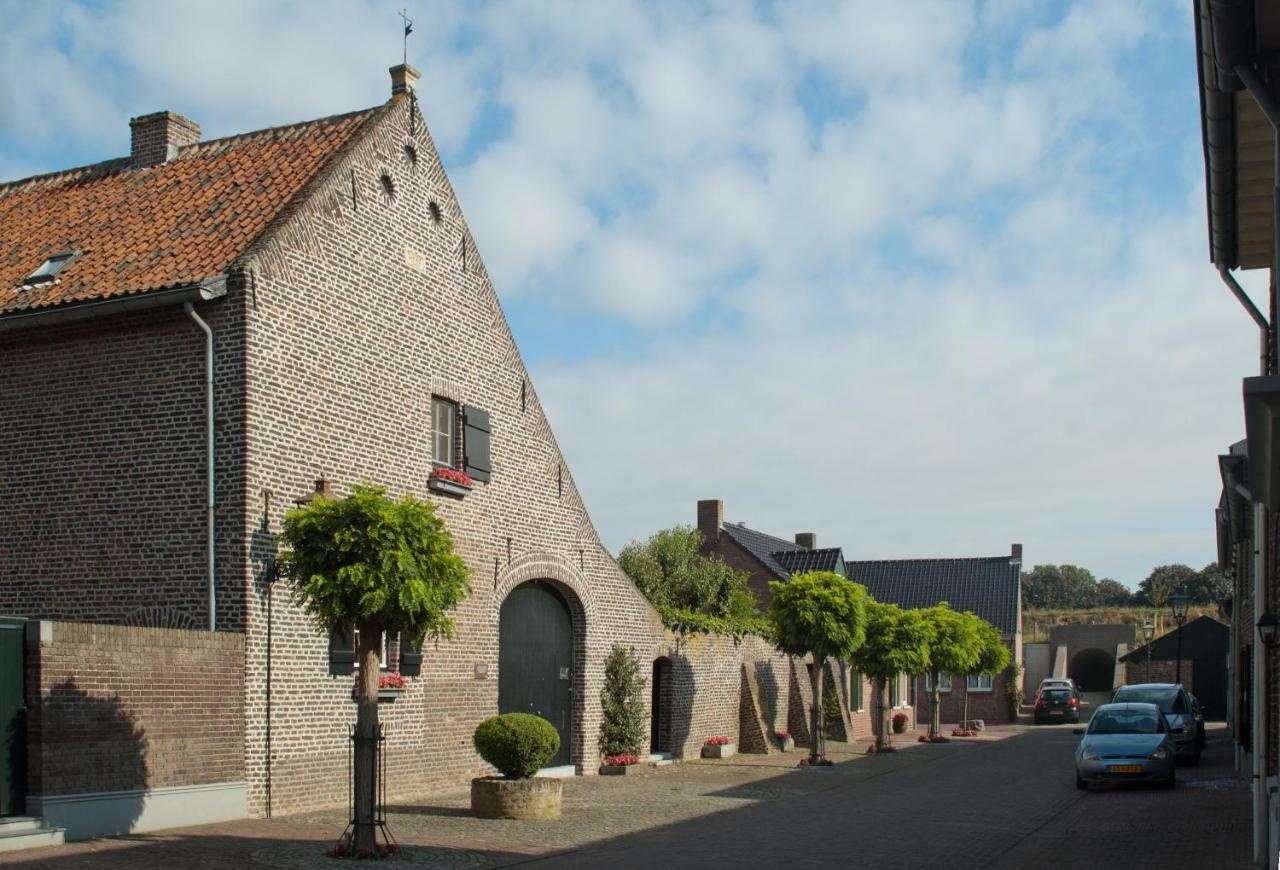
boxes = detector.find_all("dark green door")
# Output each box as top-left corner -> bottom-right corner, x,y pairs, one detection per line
0,618 -> 26,816
499,582 -> 572,767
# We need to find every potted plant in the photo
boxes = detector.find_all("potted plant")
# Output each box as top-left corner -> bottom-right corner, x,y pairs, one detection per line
892,712 -> 909,734
598,645 -> 648,774
471,713 -> 563,820
775,730 -> 795,752
377,671 -> 407,701
702,735 -> 736,759
428,466 -> 474,497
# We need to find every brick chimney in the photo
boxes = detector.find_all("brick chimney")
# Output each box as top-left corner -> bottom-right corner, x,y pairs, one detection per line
697,499 -> 723,549
1011,543 -> 1023,566
390,63 -> 420,98
129,111 -> 200,168
795,532 -> 816,550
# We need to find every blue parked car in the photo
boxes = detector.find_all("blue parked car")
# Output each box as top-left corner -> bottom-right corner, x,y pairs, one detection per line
1075,702 -> 1176,791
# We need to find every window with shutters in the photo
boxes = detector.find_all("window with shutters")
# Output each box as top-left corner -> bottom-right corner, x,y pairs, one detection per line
432,397 -> 457,467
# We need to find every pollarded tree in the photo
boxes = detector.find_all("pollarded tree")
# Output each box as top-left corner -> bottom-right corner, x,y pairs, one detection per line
768,571 -> 868,765
849,601 -> 934,751
960,616 -> 1011,730
919,604 -> 980,741
279,484 -> 470,858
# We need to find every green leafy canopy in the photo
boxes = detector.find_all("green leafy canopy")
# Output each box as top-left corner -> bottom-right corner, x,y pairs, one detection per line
278,483 -> 471,640
768,571 -> 869,661
919,604 -> 981,678
849,600 -> 935,680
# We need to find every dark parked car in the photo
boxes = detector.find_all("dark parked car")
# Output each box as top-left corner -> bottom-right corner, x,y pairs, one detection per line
1110,683 -> 1200,764
1075,702 -> 1176,790
1034,686 -> 1080,724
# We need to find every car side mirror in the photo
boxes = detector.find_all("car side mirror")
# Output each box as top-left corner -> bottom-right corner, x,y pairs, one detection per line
1072,728 -> 1085,735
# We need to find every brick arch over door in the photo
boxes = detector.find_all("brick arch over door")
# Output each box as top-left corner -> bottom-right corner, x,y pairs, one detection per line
494,552 -> 593,770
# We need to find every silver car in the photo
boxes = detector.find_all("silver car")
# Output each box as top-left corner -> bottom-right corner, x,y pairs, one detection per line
1075,702 -> 1176,790
1110,683 -> 1201,764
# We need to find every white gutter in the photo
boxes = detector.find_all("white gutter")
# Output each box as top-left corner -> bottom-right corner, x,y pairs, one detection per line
1256,500 -> 1267,865
184,302 -> 216,632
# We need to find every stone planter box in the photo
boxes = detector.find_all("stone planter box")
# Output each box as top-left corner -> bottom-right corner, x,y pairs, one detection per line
777,737 -> 795,752
701,743 -> 736,759
963,719 -> 986,732
377,687 -> 404,702
470,777 -> 562,820
428,477 -> 472,498
599,762 -> 654,776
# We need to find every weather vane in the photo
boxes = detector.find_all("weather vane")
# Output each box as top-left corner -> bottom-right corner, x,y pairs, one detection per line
399,8 -> 414,66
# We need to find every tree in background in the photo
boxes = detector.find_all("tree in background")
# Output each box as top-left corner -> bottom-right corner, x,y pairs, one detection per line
768,571 -> 868,765
1188,563 -> 1231,606
849,601 -> 934,752
960,618 -> 1011,729
1134,564 -> 1197,608
279,484 -> 470,858
1020,564 -> 1101,609
619,526 -> 758,623
1095,578 -> 1132,607
599,645 -> 648,759
918,604 -> 979,741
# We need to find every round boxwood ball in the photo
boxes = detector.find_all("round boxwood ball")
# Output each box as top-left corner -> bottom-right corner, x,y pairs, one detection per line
473,713 -> 560,779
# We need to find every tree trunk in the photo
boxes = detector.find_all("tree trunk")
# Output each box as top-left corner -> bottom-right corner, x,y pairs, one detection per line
929,669 -> 942,741
810,655 -> 825,764
962,677 -> 970,732
874,677 -> 890,751
352,621 -> 383,857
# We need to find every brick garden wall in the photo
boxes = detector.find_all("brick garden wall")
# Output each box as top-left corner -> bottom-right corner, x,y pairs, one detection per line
912,670 -> 1014,726
25,621 -> 244,797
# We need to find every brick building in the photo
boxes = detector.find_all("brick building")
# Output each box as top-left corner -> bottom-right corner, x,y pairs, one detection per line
0,65 -> 813,842
845,547 -> 1024,726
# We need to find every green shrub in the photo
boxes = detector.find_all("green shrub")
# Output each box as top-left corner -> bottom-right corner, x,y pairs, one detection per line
473,713 -> 560,779
822,684 -> 843,739
1003,662 -> 1024,719
599,645 -> 647,756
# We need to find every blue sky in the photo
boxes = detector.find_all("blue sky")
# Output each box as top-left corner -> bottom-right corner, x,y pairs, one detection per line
0,0 -> 1257,588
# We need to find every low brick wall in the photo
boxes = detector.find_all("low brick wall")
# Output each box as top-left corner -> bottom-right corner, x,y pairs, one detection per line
25,621 -> 245,798
913,671 -> 1015,726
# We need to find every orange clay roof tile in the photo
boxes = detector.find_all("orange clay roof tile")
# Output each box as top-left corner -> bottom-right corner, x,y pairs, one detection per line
0,106 -> 379,315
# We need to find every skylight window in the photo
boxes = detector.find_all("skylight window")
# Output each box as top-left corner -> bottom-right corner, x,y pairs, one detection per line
21,251 -> 77,288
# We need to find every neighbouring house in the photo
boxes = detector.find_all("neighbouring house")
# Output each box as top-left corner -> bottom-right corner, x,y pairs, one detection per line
845,545 -> 1024,726
0,64 -> 814,845
1119,616 -> 1230,720
695,498 -> 898,742
1194,1 -> 1280,861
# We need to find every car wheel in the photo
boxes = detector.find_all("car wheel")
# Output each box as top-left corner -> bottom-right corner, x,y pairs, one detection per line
1076,774 -> 1088,791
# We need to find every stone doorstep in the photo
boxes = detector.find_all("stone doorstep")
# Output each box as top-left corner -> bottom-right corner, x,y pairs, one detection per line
0,817 -> 65,854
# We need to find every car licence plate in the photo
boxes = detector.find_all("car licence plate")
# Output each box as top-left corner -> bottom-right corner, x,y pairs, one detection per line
1107,764 -> 1142,774
1050,710 -> 1063,716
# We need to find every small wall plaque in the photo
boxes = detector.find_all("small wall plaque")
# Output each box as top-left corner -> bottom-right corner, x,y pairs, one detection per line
559,667 -> 570,681
474,662 -> 488,680
404,247 -> 427,273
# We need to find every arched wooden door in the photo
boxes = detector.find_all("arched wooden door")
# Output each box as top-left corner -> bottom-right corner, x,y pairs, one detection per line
499,581 -> 573,767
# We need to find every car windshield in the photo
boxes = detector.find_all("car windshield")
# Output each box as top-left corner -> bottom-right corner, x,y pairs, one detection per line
1089,710 -> 1162,734
1044,690 -> 1072,700
1114,689 -> 1181,714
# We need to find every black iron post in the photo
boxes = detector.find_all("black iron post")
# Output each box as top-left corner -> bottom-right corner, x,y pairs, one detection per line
1170,589 -> 1190,685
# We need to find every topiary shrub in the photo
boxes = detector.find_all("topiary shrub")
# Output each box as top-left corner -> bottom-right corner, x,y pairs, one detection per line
599,644 -> 648,757
473,713 -> 560,779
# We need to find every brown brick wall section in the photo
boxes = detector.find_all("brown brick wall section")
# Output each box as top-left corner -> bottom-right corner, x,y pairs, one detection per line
26,621 -> 245,796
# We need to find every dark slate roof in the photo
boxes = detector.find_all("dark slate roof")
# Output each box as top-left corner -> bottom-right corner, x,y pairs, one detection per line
773,548 -> 845,577
844,556 -> 1020,636
721,522 -> 802,581
1119,616 -> 1229,663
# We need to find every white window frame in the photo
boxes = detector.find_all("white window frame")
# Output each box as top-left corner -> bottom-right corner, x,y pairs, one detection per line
432,396 -> 457,468
925,672 -> 953,692
352,628 -> 391,672
967,672 -> 994,692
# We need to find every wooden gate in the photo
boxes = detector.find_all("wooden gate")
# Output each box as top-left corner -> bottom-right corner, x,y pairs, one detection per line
0,618 -> 26,816
499,582 -> 572,767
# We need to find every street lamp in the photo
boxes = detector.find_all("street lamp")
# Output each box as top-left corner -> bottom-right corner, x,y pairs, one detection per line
1169,589 -> 1191,685
1258,612 -> 1280,647
1142,619 -> 1155,683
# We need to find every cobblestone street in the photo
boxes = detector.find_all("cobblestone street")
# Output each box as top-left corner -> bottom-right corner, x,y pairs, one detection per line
0,724 -> 1251,869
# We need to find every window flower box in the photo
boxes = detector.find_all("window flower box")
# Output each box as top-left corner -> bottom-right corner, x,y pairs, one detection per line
354,672 -> 408,702
428,466 -> 473,497
600,754 -> 653,775
701,736 -> 735,759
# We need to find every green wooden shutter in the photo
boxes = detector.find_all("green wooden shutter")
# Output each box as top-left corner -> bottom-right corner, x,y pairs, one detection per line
399,634 -> 423,677
329,628 -> 356,675
463,407 -> 491,482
